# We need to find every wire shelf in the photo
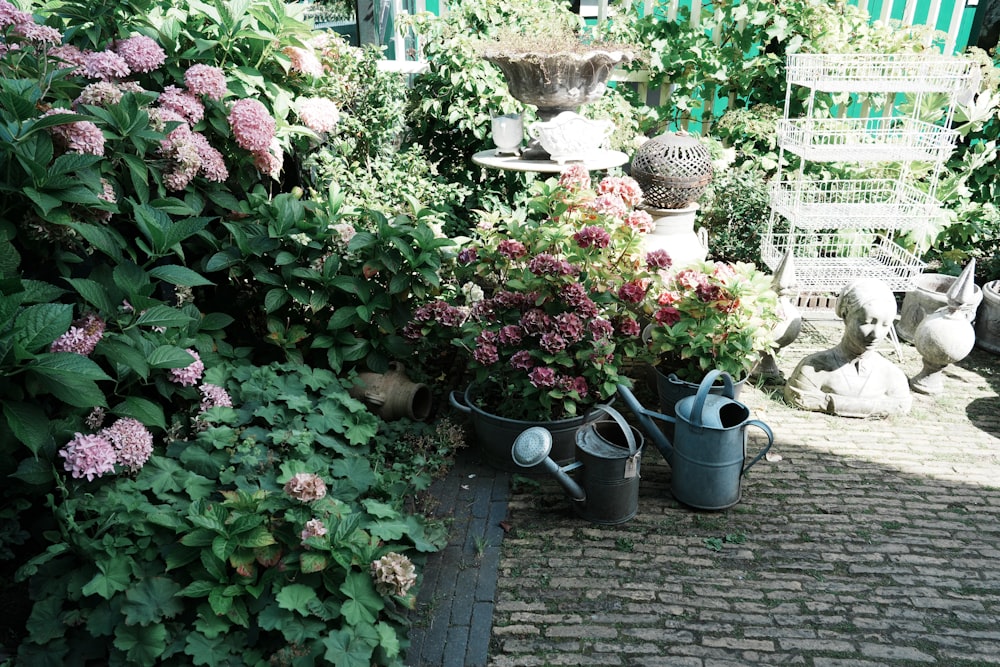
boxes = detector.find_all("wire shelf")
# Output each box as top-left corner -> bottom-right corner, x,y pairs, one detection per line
776,118 -> 959,163
768,178 -> 947,231
785,53 -> 978,94
761,231 -> 925,292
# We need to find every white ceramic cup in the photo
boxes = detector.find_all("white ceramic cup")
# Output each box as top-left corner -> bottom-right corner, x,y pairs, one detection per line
491,113 -> 523,155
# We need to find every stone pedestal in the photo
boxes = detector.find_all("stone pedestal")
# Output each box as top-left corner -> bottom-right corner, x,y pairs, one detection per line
639,203 -> 707,270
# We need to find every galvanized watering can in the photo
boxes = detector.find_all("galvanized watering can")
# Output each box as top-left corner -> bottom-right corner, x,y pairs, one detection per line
617,370 -> 774,510
511,405 -> 643,525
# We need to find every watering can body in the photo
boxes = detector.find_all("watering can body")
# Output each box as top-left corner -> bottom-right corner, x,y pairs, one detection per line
671,370 -> 773,510
511,406 -> 643,525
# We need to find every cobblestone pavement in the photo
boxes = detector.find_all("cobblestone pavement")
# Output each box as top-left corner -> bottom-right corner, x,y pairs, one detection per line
410,318 -> 1000,666
492,320 -> 1000,666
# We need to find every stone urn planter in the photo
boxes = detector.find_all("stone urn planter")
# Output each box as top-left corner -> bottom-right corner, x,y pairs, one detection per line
975,280 -> 1000,355
897,271 -> 982,343
481,43 -> 633,159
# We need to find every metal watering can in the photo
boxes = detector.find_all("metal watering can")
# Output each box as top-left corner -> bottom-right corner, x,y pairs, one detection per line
511,405 -> 643,525
617,370 -> 774,510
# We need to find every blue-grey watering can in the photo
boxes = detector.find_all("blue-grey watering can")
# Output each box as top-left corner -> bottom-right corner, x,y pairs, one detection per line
511,405 -> 643,524
617,370 -> 773,510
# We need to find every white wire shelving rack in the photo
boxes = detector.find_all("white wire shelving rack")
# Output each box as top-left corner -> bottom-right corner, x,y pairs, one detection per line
763,53 -> 979,293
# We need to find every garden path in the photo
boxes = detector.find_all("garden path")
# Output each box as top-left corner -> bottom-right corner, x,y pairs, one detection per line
409,316 -> 1000,666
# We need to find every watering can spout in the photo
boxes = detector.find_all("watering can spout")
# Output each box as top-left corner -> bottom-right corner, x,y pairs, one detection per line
511,427 -> 586,503
615,384 -> 674,464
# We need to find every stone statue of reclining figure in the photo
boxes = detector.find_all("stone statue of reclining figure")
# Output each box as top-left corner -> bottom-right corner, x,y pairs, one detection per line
784,278 -> 912,418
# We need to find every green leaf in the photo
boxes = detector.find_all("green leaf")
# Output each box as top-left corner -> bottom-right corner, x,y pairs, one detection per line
122,577 -> 184,625
96,338 -> 150,378
376,622 -> 401,658
340,571 -> 383,625
11,457 -> 54,486
235,527 -> 275,549
25,597 -> 65,644
149,265 -> 215,287
198,312 -> 234,331
81,558 -> 132,599
3,401 -> 52,455
112,396 -> 166,430
300,552 -> 328,573
135,305 -> 195,328
361,499 -> 399,519
184,631 -> 229,667
35,375 -> 106,408
276,583 -> 318,616
367,518 -> 409,542
30,352 -> 112,381
148,345 -> 197,369
114,623 -> 168,664
323,628 -> 375,667
67,223 -> 124,262
65,278 -> 116,314
264,288 -> 288,313
13,303 -> 73,353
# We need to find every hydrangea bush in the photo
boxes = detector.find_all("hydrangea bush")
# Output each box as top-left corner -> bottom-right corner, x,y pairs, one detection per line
406,168 -> 663,421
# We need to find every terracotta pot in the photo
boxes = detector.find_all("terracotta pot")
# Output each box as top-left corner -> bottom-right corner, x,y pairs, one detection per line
349,362 -> 431,421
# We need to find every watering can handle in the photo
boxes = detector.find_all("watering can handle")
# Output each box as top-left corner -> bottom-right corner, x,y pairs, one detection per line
741,419 -> 774,476
591,404 -> 638,457
449,390 -> 471,414
691,370 -> 735,429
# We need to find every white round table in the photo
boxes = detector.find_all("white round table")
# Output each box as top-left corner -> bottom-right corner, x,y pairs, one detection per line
472,149 -> 629,174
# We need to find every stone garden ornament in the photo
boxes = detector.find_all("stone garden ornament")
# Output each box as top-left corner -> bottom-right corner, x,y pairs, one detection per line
785,278 -> 912,418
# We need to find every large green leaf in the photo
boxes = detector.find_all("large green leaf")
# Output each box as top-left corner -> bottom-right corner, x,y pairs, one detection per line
13,303 -> 72,354
3,401 -> 52,455
114,623 -> 168,665
30,352 -> 112,381
112,396 -> 166,430
149,264 -> 215,287
122,578 -> 184,625
339,571 -> 383,625
96,338 -> 150,378
65,278 -> 116,314
11,457 -> 54,486
322,628 -> 375,667
276,583 -> 318,616
147,345 -> 197,369
35,374 -> 106,408
135,305 -> 195,329
81,557 -> 133,599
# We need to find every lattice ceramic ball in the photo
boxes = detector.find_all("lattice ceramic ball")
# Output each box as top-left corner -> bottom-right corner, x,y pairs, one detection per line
632,132 -> 713,209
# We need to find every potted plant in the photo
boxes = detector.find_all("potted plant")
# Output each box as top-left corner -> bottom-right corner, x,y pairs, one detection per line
642,260 -> 780,420
405,167 -> 666,470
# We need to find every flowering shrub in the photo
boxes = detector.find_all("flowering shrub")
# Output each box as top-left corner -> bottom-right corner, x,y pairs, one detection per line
407,168 -> 661,421
644,260 -> 781,381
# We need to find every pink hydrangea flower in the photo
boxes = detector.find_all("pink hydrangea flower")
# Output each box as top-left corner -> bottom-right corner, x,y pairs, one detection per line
199,383 -> 233,413
253,145 -> 282,179
188,132 -> 228,182
228,99 -> 275,152
282,46 -> 324,78
158,85 -> 205,125
11,22 -> 62,44
101,417 -> 153,473
81,50 -> 131,80
168,348 -> 204,386
284,473 -> 327,502
300,518 -> 328,545
558,164 -> 591,191
0,1 -> 31,27
42,109 -> 105,156
184,64 -> 227,101
625,209 -> 655,234
598,175 -> 643,208
50,313 -> 105,355
528,366 -> 557,388
114,35 -> 166,73
76,81 -> 124,107
159,126 -> 201,191
59,433 -> 116,481
297,97 -> 340,134
47,44 -> 87,71
589,193 -> 628,220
